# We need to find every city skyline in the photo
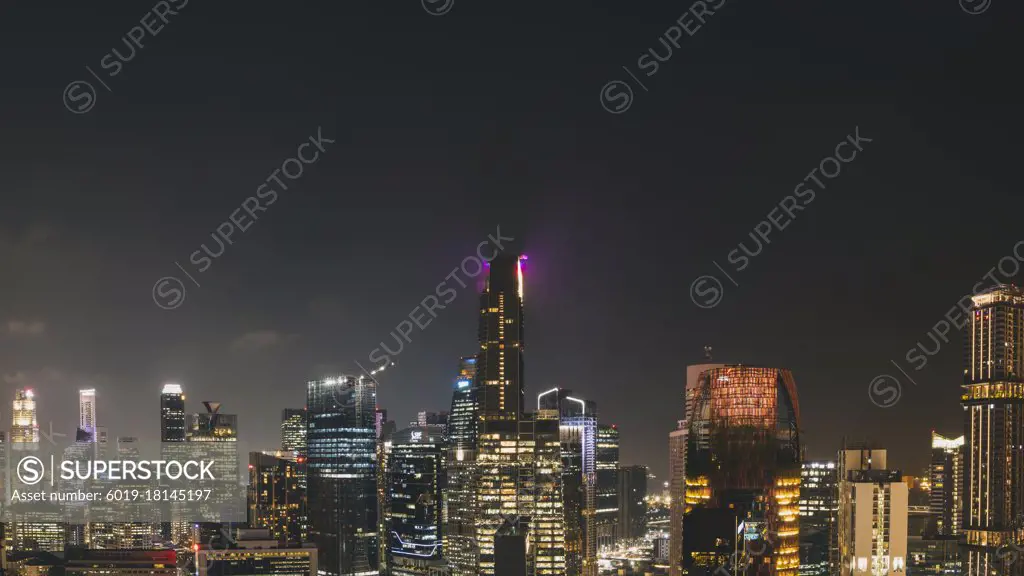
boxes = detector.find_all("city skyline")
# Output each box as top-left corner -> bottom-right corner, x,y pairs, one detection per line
0,244 -> 1011,482
3,0 -> 1022,573
5,2 -> 1021,483
0,263 -> 1018,575
0,301 -> 998,481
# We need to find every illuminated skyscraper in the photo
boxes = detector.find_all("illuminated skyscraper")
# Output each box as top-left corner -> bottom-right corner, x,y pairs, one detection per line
189,402 -> 241,523
471,253 -> 566,576
157,383 -> 188,545
671,363 -> 727,576
88,436 -> 161,550
837,447 -> 908,576
471,252 -> 525,575
8,388 -> 63,553
526,410 -> 566,576
8,386 -> 62,554
684,365 -> 802,576
475,254 -> 525,419
77,388 -> 97,442
595,424 -> 620,549
669,421 -> 687,576
413,411 -> 448,429
376,409 -> 398,575
307,375 -> 378,576
11,388 -> 39,446
61,437 -> 94,529
447,357 -> 478,449
538,388 -> 597,576
929,432 -> 963,537
248,451 -> 305,546
962,284 -> 1024,576
686,363 -> 726,422
385,424 -> 446,576
160,384 -> 185,442
281,407 -> 309,501
798,461 -> 837,576
95,426 -> 109,457
281,408 -> 307,454
0,431 -> 6,505
377,424 -> 392,576
443,357 -> 479,575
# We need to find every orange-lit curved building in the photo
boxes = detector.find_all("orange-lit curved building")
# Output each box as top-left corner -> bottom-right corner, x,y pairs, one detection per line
684,365 -> 802,576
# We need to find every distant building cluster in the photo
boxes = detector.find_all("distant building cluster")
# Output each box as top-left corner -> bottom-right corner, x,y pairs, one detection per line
3,266 -> 1020,576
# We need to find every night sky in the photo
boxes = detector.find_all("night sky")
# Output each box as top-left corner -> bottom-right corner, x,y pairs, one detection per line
2,0 -> 1023,483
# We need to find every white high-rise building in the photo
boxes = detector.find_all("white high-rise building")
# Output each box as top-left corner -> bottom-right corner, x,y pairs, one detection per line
929,432 -> 963,537
79,388 -> 97,441
837,447 -> 908,576
11,388 -> 39,446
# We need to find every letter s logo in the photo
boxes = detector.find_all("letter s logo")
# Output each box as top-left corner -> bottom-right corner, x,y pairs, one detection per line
63,81 -> 97,114
18,456 -> 45,485
600,81 -> 633,114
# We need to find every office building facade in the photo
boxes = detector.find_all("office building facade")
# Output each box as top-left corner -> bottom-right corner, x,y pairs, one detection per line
683,365 -> 802,576
929,432 -> 963,538
11,388 -> 39,446
538,388 -> 597,576
443,356 -> 479,576
189,401 -> 241,522
281,408 -> 307,454
158,383 -> 185,554
837,447 -> 908,576
670,363 -> 727,576
196,529 -> 317,576
377,413 -> 394,576
307,375 -> 379,576
249,452 -> 305,546
595,424 -> 620,550
669,422 -> 688,576
385,425 -> 446,576
160,384 -> 186,442
79,388 -> 97,442
471,253 -> 529,573
798,461 -> 837,576
468,254 -> 566,576
618,465 -> 648,541
960,284 -> 1024,576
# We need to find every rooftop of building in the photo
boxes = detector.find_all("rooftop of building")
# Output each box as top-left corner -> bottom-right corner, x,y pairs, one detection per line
846,468 -> 903,483
390,424 -> 446,445
972,283 -> 1024,306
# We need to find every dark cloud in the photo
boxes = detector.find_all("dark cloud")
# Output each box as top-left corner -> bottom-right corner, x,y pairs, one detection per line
5,320 -> 46,337
229,330 -> 298,353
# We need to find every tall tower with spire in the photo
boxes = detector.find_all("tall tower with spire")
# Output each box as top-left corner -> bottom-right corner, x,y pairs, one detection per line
475,253 -> 526,419
451,253 -> 565,576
